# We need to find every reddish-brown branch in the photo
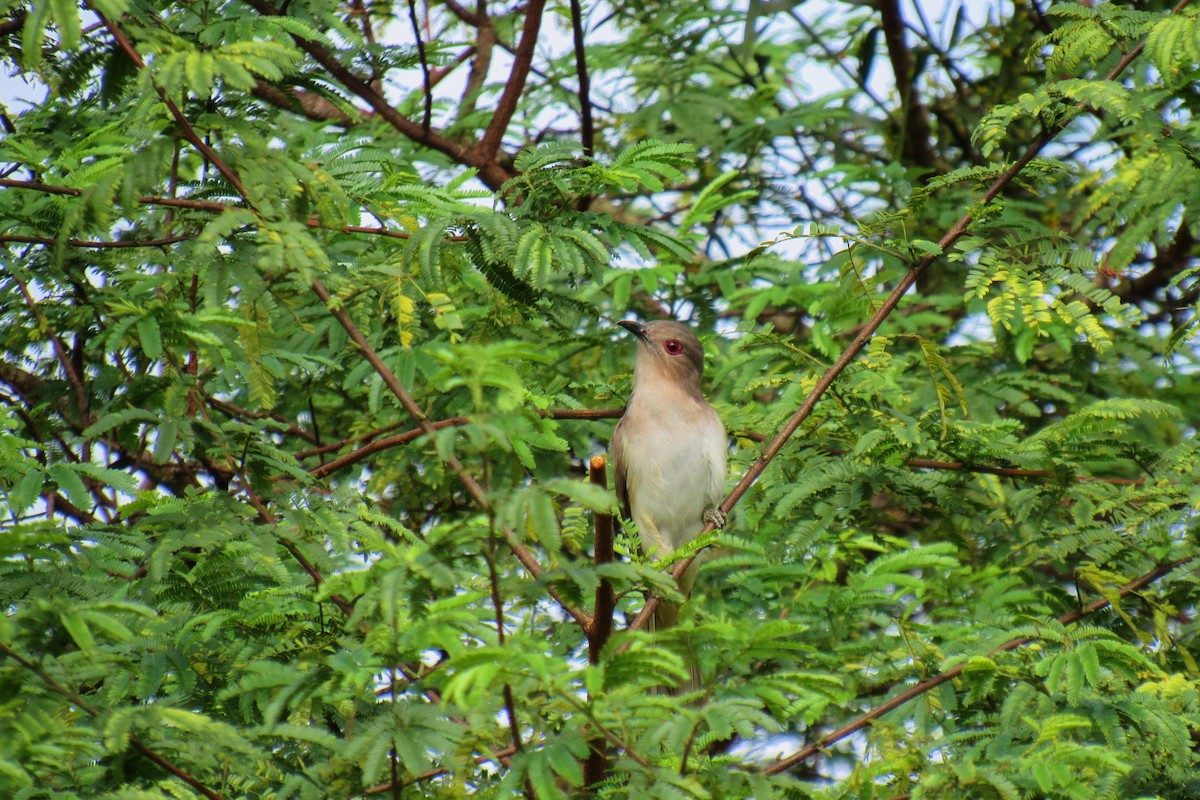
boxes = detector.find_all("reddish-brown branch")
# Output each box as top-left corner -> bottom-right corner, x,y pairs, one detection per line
583,455 -> 614,791
89,5 -> 250,199
0,233 -> 192,249
0,177 -> 87,197
307,408 -> 622,478
310,279 -> 593,630
762,557 -> 1194,775
429,46 -> 476,89
207,395 -> 319,445
587,455 -> 616,650
241,0 -> 513,190
0,641 -> 229,800
309,416 -> 469,477
251,81 -> 364,126
295,420 -> 408,459
478,0 -> 546,159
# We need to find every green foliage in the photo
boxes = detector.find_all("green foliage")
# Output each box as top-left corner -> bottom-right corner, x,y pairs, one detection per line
2,0 -> 1200,798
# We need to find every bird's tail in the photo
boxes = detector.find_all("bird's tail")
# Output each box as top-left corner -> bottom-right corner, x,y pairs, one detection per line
651,560 -> 702,695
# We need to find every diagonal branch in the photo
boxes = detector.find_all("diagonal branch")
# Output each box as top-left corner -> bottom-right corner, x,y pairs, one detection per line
478,0 -> 547,159
14,276 -> 89,417
310,280 -> 593,630
89,4 -> 250,199
240,0 -> 514,190
761,557 -> 1194,775
0,641 -> 229,800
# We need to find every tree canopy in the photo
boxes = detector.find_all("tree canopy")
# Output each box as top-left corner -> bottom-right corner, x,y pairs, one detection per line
2,0 -> 1200,797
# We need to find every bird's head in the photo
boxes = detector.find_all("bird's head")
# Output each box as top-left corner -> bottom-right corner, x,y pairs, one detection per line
617,319 -> 707,391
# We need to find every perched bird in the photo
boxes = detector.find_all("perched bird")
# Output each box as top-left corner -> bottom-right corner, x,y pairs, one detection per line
610,319 -> 727,639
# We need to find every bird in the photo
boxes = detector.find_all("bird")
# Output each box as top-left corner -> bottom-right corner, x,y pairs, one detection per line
610,319 -> 727,645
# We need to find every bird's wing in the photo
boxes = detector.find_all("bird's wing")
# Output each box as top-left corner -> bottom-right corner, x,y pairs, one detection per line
610,416 -> 632,521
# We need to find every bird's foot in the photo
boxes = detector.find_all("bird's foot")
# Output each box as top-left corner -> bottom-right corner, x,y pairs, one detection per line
703,508 -> 727,529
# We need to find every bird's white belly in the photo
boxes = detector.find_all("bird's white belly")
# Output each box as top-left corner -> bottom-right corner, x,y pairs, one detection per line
623,408 -> 726,554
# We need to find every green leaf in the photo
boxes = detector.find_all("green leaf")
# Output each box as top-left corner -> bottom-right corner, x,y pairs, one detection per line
59,609 -> 96,650
47,463 -> 89,508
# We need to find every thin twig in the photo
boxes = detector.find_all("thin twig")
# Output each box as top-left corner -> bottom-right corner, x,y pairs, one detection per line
14,277 -> 88,417
308,408 -> 623,478
486,520 -> 528,764
207,395 -> 320,444
0,178 -> 426,240
568,0 -> 593,157
405,0 -> 433,132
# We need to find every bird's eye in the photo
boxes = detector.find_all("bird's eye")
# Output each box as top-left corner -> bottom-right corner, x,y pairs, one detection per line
664,340 -> 683,355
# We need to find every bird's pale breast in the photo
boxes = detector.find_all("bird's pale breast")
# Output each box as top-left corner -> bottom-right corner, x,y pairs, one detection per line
620,396 -> 726,554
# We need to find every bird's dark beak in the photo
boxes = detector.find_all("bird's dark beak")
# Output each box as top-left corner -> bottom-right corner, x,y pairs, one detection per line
617,319 -> 649,342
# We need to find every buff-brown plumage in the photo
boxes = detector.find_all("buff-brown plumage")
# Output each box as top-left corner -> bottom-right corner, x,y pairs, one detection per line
610,320 -> 727,646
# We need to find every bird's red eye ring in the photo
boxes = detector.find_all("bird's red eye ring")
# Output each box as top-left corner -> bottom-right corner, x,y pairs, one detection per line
664,340 -> 683,355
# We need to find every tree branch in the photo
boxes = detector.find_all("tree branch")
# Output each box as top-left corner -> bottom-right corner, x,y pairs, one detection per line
310,279 -> 593,630
405,0 -> 433,132
478,0 -> 547,159
0,641 -> 229,800
307,408 -> 622,478
241,0 -> 514,190
14,277 -> 89,417
878,0 -> 937,169
568,0 -> 594,158
0,177 -> 429,240
88,4 -> 250,199
0,232 -> 192,249
459,7 -> 495,118
584,454 -> 615,791
251,80 -> 364,126
761,557 -> 1194,775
